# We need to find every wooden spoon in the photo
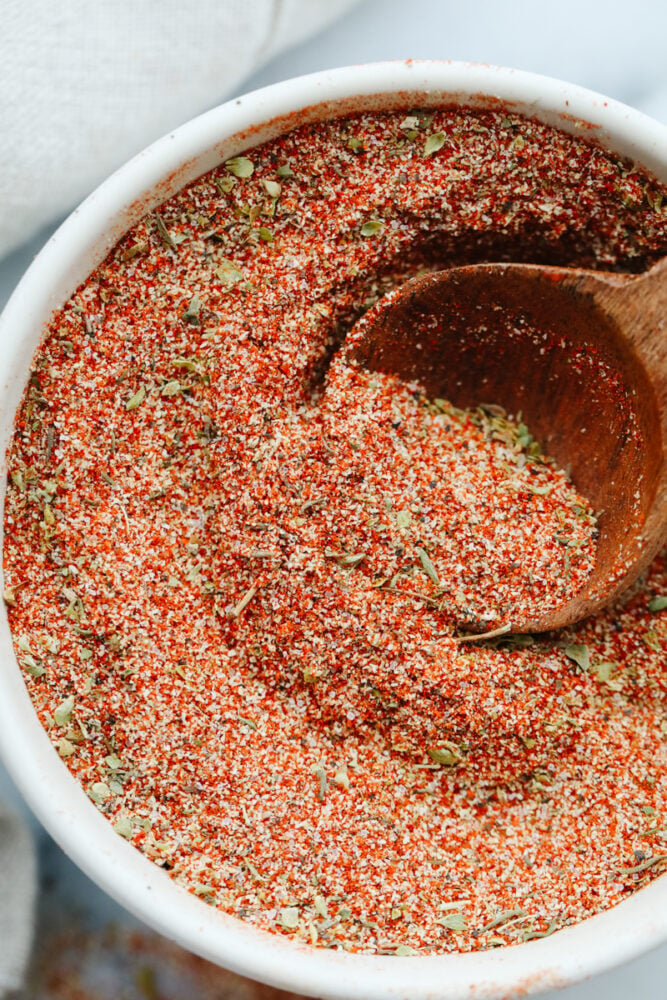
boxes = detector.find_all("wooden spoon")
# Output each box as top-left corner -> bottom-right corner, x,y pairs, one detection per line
344,258 -> 667,634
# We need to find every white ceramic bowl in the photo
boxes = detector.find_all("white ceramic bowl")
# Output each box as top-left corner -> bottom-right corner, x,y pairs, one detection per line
0,61 -> 665,1000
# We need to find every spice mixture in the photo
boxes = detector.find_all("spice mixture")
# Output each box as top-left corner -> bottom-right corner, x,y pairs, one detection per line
4,108 -> 667,955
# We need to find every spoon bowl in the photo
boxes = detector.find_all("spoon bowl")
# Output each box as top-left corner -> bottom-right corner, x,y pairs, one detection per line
345,259 -> 667,632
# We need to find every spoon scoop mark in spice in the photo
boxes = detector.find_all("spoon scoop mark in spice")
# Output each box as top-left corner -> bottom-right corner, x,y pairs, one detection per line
345,258 -> 667,633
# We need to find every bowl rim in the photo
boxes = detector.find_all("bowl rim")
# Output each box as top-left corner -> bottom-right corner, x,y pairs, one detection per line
0,59 -> 665,1000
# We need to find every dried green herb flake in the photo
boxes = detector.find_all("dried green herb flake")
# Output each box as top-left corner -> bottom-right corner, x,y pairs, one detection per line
215,175 -> 236,195
89,781 -> 112,804
215,260 -> 244,287
591,660 -> 615,682
427,747 -> 460,767
618,854 -> 667,875
564,643 -> 590,671
416,546 -> 440,587
437,912 -> 466,931
338,553 -> 365,568
225,157 -> 254,179
54,695 -> 75,726
279,906 -> 300,930
262,179 -> 281,198
172,357 -> 200,373
396,510 -> 412,529
114,816 -> 133,839
643,629 -> 662,651
126,386 -> 146,411
424,133 -> 447,156
155,214 -> 185,248
360,219 -> 383,237
182,297 -> 202,324
162,380 -> 182,397
57,738 -> 75,758
21,654 -> 45,678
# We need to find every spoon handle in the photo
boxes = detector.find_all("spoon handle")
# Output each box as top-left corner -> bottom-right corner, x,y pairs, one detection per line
579,258 -> 667,399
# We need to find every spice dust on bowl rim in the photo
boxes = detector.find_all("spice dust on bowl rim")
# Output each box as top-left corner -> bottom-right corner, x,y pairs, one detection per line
0,61 -> 666,1000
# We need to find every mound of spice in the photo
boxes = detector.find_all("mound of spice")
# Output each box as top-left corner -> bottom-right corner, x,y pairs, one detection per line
4,106 -> 666,955
316,358 -> 598,634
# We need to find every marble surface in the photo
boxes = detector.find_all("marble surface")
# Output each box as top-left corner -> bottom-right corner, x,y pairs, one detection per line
1,1 -> 666,996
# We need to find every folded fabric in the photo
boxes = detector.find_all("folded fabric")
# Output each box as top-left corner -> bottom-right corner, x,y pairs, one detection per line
0,0 -> 361,261
0,803 -> 36,997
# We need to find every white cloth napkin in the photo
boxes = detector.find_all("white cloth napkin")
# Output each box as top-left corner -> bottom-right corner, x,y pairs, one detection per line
0,804 -> 36,996
0,0 -> 361,261
0,2 -> 360,993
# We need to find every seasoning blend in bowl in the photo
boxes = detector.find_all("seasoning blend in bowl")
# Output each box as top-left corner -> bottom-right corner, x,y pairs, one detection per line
0,63 -> 665,1000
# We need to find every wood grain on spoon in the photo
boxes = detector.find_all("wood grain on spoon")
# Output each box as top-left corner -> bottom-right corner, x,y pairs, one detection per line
345,259 -> 667,633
